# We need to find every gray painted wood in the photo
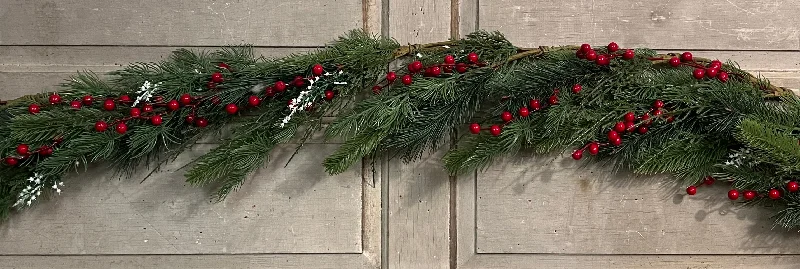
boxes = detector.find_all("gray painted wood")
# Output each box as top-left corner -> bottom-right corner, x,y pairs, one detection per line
0,143 -> 364,255
478,0 -> 800,50
0,254 -> 375,269
458,254 -> 800,269
0,0 -> 361,46
389,0 -> 452,44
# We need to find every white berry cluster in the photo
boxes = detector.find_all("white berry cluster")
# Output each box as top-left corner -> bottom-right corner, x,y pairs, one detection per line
13,173 -> 64,208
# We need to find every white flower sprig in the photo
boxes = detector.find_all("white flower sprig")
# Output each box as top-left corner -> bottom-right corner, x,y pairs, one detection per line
279,70 -> 347,128
13,173 -> 64,208
132,81 -> 162,107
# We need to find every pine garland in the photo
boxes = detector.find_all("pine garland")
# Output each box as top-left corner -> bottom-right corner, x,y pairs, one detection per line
2,30 -> 800,230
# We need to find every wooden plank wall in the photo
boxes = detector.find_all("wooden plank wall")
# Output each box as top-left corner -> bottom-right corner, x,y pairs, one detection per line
3,1 -> 800,269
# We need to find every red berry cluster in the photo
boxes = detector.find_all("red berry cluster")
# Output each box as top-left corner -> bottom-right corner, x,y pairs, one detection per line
572,99 -> 674,160
3,138 -> 63,167
667,52 -> 729,82
686,177 -> 799,201
575,42 -> 636,66
373,52 -> 482,94
470,86 -> 576,137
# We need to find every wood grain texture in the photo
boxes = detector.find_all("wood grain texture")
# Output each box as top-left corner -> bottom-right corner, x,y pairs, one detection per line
458,254 -> 800,269
0,254 -> 375,269
389,0 -> 452,44
479,0 -> 800,50
388,149 -> 451,269
474,154 -> 800,254
0,143 -> 363,255
0,0 -> 361,46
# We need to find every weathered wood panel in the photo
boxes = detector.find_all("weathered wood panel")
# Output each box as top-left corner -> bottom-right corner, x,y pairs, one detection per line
479,0 -> 800,50
389,0 -> 452,44
459,254 -> 800,269
473,154 -> 800,254
0,254 -> 374,269
0,0 -> 362,46
0,143 -> 363,254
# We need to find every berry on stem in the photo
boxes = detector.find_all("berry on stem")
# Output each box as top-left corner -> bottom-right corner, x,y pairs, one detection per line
195,118 -> 208,128
325,90 -> 335,101
248,95 -> 261,107
788,181 -> 800,192
225,103 -> 239,115
624,112 -> 636,123
82,95 -> 94,106
312,64 -> 324,76
402,74 -> 413,85
769,189 -> 781,200
28,104 -> 40,114
572,149 -> 584,160
548,94 -> 559,105
185,115 -> 195,124
653,100 -> 665,109
455,63 -> 469,73
4,157 -> 18,166
585,50 -> 597,61
709,60 -> 722,69
444,55 -> 456,64
265,87 -> 275,97
95,121 -> 108,132
468,52 -> 479,64
39,146 -> 52,156
16,144 -> 29,155
686,186 -> 697,195
218,62 -> 231,70
607,42 -> 619,52
118,95 -> 131,103
103,99 -> 116,111
693,68 -> 705,79
115,122 -> 128,134
387,72 -> 397,83
703,176 -> 715,186
614,122 -> 626,133
669,57 -> 681,67
180,94 -> 192,105
409,61 -> 423,73
717,72 -> 729,82
211,72 -> 224,83
530,99 -> 541,111
572,84 -> 582,94
49,94 -> 61,104
489,125 -> 502,136
469,123 -> 481,134
501,111 -> 513,122
293,76 -> 305,87
519,107 -> 530,117
705,67 -> 718,78
143,104 -> 154,113
653,109 -> 663,117
625,121 -> 636,133
167,100 -> 180,111
596,54 -> 610,66
681,52 -> 693,62
150,115 -> 163,126
744,190 -> 757,200
607,130 -> 620,141
622,49 -> 635,60
728,189 -> 740,200
372,86 -> 382,94
610,137 -> 622,146
130,108 -> 141,117
637,126 -> 648,134
70,101 -> 82,109
580,44 -> 591,52
275,81 -> 287,92
588,141 -> 600,155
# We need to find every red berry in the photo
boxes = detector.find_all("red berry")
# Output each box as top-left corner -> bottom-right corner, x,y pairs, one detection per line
530,99 -> 541,111
225,103 -> 239,115
585,50 -> 597,61
501,111 -> 513,122
571,149 -> 584,160
70,100 -> 81,109
247,95 -> 261,107
548,95 -> 558,105
428,66 -> 442,77
95,121 -> 108,132
165,100 -> 179,111
185,115 -> 195,124
588,142 -> 600,155
325,90 -> 335,101
195,118 -> 208,128
467,52 -> 479,64
409,61 -> 423,73
218,62 -> 230,70
769,189 -> 781,200
312,64 -> 324,76
143,104 -> 154,113
39,146 -> 52,156
150,115 -> 163,126
666,115 -> 675,123
455,63 -> 469,73
387,72 -> 397,83
4,157 -> 18,166
744,190 -> 757,200
470,123 -> 481,134
211,72 -> 224,83
622,49 -> 635,60
293,76 -> 305,87
607,42 -> 619,52
580,44 -> 591,52
275,81 -> 287,92
610,137 -> 622,146
489,125 -> 502,136
728,189 -> 740,200
265,87 -> 275,97
653,100 -> 664,109
681,52 -> 693,62
49,94 -> 61,104
788,181 -> 800,192
705,68 -> 718,78
653,109 -> 663,117
641,113 -> 651,124
625,121 -> 636,133
669,57 -> 681,67
402,75 -> 413,85
519,107 -> 530,117
607,130 -> 620,141
637,126 -> 648,134
571,84 -> 582,94
717,72 -> 729,82
118,95 -> 131,103
444,55 -> 456,64
596,55 -> 610,66
180,94 -> 192,105
686,186 -> 697,195
82,95 -> 94,106
693,68 -> 705,79
28,104 -> 40,114
130,108 -> 141,117
372,86 -> 382,94
207,81 -> 217,89
115,122 -> 128,134
576,50 -> 586,59
16,144 -> 29,155
614,122 -> 626,133
703,176 -> 715,185
624,112 -> 636,123
287,99 -> 294,107
709,60 -> 722,69
103,99 -> 116,111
